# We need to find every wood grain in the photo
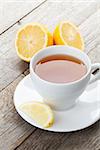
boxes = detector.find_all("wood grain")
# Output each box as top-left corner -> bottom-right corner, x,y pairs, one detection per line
80,9 -> 100,53
15,0 -> 98,32
57,121 -> 100,150
15,129 -> 70,150
0,0 -> 46,34
88,45 -> 100,63
0,75 -> 36,150
15,121 -> 100,150
0,54 -> 28,91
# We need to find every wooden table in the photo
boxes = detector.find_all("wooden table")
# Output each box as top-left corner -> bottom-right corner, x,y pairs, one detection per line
0,1 -> 100,149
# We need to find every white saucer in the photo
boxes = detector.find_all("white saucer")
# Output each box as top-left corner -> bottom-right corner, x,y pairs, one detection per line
14,74 -> 100,132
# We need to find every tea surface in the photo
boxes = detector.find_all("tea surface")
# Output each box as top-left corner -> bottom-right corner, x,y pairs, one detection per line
35,54 -> 87,83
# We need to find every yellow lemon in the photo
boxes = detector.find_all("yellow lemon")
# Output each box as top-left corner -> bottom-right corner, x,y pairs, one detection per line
19,102 -> 54,128
15,23 -> 53,62
53,21 -> 84,50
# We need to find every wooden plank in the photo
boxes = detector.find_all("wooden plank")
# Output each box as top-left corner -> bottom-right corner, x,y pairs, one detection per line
0,1 -> 99,92
16,121 -> 100,150
79,9 -> 100,53
57,121 -> 100,150
15,129 -> 70,150
0,75 -> 36,150
17,0 -> 99,31
0,54 -> 28,91
88,45 -> 100,63
0,0 -> 46,34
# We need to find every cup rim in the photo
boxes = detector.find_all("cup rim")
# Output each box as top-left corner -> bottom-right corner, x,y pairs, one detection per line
30,45 -> 91,86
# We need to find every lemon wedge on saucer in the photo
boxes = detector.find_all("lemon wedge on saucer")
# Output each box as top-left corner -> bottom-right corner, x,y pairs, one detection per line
19,102 -> 54,128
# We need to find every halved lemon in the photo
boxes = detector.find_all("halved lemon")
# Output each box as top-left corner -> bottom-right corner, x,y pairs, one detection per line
19,102 -> 54,128
53,21 -> 84,50
15,23 -> 53,62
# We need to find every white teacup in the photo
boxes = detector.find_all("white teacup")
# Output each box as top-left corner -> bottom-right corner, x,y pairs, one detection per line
30,46 -> 100,110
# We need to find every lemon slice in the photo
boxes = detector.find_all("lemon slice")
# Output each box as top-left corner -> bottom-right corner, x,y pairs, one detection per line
53,21 -> 84,50
19,102 -> 54,128
15,23 -> 53,62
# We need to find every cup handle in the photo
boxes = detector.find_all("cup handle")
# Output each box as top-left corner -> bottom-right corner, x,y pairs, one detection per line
89,63 -> 100,84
